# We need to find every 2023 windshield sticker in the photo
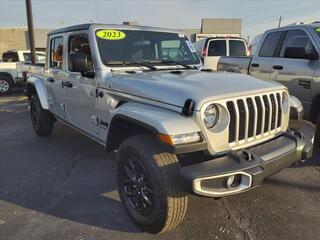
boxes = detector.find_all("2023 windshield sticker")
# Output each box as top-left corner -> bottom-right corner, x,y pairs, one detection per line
96,29 -> 126,40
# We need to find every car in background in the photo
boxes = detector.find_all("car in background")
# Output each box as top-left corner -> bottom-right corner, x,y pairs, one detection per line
193,37 -> 249,70
0,50 -> 45,94
216,22 -> 320,143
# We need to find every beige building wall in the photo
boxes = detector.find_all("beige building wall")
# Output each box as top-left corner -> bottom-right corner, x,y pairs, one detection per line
0,28 -> 50,56
201,18 -> 241,35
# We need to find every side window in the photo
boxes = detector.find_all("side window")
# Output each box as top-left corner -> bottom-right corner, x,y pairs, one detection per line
279,29 -> 315,59
2,52 -> 19,62
259,31 -> 283,57
207,40 -> 226,56
23,53 -> 32,62
229,40 -> 247,56
68,34 -> 93,71
50,37 -> 64,69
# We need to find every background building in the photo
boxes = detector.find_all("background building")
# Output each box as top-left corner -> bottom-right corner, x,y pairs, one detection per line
0,28 -> 50,56
182,18 -> 242,42
0,18 -> 242,57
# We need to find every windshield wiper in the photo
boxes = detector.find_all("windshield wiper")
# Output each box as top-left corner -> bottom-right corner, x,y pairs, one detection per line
159,60 -> 197,69
106,60 -> 157,70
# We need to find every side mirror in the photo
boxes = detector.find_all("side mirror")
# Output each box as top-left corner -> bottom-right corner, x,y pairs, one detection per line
305,47 -> 319,61
69,52 -> 93,70
68,52 -> 88,72
68,52 -> 95,78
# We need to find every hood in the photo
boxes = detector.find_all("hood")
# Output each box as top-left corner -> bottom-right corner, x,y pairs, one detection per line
105,70 -> 285,110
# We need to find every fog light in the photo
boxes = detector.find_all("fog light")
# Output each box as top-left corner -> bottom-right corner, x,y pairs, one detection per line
227,175 -> 235,186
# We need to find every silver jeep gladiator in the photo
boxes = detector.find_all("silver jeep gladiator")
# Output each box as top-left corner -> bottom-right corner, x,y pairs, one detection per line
26,23 -> 314,233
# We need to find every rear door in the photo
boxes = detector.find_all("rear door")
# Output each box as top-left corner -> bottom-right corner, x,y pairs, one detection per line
46,35 -> 67,119
203,39 -> 226,70
250,31 -> 285,80
228,39 -> 248,57
271,29 -> 320,115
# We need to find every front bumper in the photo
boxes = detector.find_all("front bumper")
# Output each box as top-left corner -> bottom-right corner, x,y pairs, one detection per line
180,120 -> 314,197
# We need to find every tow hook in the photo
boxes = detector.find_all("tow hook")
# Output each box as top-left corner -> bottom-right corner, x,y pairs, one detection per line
291,129 -> 304,139
242,150 -> 254,162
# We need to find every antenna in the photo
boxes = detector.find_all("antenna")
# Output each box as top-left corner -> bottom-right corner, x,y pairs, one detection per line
278,16 -> 283,28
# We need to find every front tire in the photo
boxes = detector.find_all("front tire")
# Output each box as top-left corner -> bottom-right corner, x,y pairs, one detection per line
314,115 -> 320,148
30,94 -> 54,137
117,135 -> 188,233
0,77 -> 13,95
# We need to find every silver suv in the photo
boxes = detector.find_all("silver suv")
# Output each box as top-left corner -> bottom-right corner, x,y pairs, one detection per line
26,23 -> 314,233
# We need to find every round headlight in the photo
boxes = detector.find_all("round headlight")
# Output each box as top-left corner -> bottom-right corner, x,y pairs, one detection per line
282,92 -> 289,114
203,104 -> 219,129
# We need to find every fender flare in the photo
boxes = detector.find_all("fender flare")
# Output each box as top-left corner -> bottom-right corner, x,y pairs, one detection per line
109,102 -> 201,136
105,102 -> 202,151
26,76 -> 49,110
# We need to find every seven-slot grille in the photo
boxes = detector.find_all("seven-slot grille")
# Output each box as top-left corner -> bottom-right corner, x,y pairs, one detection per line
226,92 -> 283,144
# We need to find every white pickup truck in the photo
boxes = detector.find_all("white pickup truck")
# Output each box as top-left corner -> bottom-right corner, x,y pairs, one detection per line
0,50 -> 45,94
193,37 -> 249,70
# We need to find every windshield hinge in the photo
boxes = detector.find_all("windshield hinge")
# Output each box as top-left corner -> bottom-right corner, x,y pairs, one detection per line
182,99 -> 195,116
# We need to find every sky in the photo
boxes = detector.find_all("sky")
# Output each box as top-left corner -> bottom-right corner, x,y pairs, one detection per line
0,0 -> 320,41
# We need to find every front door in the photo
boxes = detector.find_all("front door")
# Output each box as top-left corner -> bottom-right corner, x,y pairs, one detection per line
46,35 -> 67,119
63,32 -> 98,137
271,29 -> 319,115
250,31 -> 285,81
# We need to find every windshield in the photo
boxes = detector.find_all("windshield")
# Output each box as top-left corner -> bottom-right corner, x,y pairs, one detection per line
23,53 -> 46,64
95,29 -> 200,67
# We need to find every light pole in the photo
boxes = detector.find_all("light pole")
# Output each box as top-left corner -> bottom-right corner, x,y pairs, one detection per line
25,0 -> 36,64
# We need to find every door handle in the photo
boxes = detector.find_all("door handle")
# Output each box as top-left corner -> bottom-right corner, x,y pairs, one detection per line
251,63 -> 259,67
273,65 -> 283,70
47,77 -> 55,83
62,81 -> 73,88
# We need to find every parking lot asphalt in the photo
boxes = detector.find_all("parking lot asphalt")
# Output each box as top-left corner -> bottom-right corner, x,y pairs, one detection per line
0,91 -> 320,240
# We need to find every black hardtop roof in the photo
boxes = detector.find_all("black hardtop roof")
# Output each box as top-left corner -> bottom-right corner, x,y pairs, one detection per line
47,23 -> 184,36
48,23 -> 92,36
